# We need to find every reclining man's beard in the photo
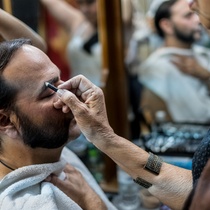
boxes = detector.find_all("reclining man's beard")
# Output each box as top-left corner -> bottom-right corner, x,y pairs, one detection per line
174,25 -> 200,43
17,112 -> 70,149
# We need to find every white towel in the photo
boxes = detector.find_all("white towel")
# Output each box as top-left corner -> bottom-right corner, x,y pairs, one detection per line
0,147 -> 117,210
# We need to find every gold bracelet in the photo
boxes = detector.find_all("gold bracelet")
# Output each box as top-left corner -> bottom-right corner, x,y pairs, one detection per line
144,152 -> 163,175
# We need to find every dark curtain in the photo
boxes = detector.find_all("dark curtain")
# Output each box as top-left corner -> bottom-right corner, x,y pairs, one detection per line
0,0 -> 3,8
11,0 -> 39,32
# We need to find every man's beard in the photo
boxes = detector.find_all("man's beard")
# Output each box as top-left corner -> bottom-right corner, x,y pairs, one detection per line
173,25 -> 201,44
15,109 -> 71,149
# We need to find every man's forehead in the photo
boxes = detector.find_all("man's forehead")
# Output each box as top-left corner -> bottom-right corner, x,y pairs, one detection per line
2,45 -> 58,88
171,0 -> 191,16
3,47 -> 40,80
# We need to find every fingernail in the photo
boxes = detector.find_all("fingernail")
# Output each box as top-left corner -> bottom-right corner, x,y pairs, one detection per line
57,89 -> 65,97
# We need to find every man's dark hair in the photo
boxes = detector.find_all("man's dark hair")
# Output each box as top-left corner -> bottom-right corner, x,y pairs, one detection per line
0,38 -> 31,111
154,0 -> 177,38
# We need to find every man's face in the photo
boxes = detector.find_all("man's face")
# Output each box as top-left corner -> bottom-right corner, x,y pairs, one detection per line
3,45 -> 80,149
76,0 -> 97,27
170,0 -> 201,43
189,0 -> 210,30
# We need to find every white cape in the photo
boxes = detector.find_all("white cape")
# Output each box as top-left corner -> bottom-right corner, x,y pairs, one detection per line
139,45 -> 210,123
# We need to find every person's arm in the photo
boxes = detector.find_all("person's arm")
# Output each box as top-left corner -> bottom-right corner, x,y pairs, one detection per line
46,163 -> 107,210
40,0 -> 85,34
0,9 -> 47,52
53,75 -> 192,210
121,0 -> 133,25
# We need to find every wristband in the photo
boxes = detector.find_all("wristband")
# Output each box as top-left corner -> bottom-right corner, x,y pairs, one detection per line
133,152 -> 163,188
133,177 -> 152,189
144,152 -> 163,175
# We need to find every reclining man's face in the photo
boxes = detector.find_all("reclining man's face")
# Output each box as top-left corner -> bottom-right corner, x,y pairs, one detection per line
170,0 -> 201,43
3,45 -> 81,149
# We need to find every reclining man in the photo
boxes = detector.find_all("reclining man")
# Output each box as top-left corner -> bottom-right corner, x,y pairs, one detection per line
138,0 -> 210,123
0,38 -> 116,210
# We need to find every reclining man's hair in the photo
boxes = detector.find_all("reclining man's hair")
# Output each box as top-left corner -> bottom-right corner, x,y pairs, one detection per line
0,38 -> 31,111
154,0 -> 177,38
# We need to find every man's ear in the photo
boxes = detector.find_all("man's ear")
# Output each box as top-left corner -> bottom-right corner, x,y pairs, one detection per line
159,18 -> 174,36
0,110 -> 19,139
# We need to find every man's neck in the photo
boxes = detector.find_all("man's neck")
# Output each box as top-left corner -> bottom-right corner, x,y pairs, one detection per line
0,139 -> 64,178
164,36 -> 192,49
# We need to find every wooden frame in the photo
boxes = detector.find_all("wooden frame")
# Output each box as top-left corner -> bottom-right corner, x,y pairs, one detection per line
98,0 -> 130,188
2,0 -> 12,13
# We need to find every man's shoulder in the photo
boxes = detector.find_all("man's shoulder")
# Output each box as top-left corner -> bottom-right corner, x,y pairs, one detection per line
143,47 -> 181,62
193,44 -> 210,56
140,47 -> 173,69
141,46 -> 203,68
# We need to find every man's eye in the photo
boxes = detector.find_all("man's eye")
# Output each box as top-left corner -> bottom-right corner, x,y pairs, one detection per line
47,93 -> 55,98
43,92 -> 55,99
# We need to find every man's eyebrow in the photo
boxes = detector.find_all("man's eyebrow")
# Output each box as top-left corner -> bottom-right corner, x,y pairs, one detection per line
39,77 -> 59,95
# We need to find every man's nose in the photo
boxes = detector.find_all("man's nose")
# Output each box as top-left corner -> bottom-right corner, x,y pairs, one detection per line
192,12 -> 200,24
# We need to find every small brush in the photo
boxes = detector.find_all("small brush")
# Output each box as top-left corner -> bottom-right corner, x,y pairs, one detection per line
45,82 -> 58,92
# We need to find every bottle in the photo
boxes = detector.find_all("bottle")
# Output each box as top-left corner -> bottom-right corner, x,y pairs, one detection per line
154,110 -> 166,133
151,110 -> 167,139
112,166 -> 141,210
87,143 -> 105,183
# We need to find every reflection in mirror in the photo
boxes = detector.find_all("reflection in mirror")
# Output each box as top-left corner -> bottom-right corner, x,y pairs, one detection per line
39,0 -> 102,85
130,0 -> 210,131
121,0 -> 160,140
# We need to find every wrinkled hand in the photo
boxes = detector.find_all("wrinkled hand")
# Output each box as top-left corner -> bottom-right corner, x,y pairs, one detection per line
171,55 -> 210,80
54,75 -> 114,142
46,163 -> 107,210
188,159 -> 210,210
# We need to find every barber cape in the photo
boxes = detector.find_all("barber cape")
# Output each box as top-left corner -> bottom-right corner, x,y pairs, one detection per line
0,147 -> 117,210
138,45 -> 210,123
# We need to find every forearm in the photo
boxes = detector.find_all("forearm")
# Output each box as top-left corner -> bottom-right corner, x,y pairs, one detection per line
83,189 -> 107,210
191,62 -> 210,80
91,132 -> 192,210
56,76 -> 192,209
40,0 -> 84,33
194,65 -> 210,91
121,0 -> 133,25
0,9 -> 46,52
